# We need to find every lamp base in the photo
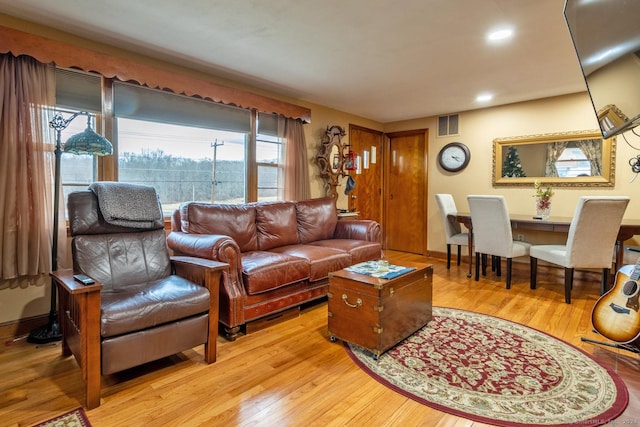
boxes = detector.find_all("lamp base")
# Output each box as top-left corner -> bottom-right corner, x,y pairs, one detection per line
27,319 -> 61,344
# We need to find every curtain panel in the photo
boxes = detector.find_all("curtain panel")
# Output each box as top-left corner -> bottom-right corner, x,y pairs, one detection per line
576,139 -> 603,176
284,118 -> 311,201
544,141 -> 569,177
0,53 -> 57,279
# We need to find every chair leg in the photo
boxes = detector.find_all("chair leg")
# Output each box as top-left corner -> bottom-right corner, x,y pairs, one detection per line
601,268 -> 611,295
506,258 -> 512,289
481,254 -> 488,276
475,252 -> 481,281
82,288 -> 102,409
564,267 -> 574,304
446,244 -> 452,269
456,245 -> 461,266
86,355 -> 101,409
496,257 -> 501,277
530,258 -> 537,289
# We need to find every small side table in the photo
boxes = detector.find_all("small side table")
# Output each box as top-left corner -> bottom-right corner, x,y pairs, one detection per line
328,261 -> 433,359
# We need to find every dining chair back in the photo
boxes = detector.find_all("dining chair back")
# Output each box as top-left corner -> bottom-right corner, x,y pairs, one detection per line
530,196 -> 629,303
435,194 -> 469,269
467,195 -> 531,288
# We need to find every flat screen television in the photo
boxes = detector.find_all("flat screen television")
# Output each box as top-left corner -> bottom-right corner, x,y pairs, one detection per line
564,0 -> 640,138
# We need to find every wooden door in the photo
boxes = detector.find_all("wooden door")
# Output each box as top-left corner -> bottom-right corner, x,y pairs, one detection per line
385,129 -> 428,254
347,125 -> 383,225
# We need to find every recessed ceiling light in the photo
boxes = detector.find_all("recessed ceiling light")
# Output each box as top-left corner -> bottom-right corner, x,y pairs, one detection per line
487,28 -> 514,42
476,93 -> 494,102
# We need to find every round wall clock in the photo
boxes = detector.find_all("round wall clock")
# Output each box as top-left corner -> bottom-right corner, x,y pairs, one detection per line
438,142 -> 470,172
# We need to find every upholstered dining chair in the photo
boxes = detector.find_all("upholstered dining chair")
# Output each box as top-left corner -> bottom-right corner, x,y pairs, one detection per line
435,194 -> 470,269
530,196 -> 629,304
467,195 -> 531,289
51,183 -> 227,408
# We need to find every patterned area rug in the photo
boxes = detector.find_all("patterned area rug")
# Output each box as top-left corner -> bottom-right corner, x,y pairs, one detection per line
32,408 -> 91,427
346,307 -> 628,427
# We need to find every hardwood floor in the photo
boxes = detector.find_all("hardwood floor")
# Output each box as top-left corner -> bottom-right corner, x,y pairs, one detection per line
2,251 -> 640,426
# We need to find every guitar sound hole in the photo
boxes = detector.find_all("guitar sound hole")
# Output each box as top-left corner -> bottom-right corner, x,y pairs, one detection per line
622,280 -> 639,298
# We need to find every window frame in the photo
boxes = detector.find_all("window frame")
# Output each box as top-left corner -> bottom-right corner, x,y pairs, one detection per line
57,71 -> 288,215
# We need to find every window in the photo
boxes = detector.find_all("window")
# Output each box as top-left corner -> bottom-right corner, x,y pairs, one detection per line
113,82 -> 291,212
555,145 -> 592,177
59,109 -> 99,208
56,69 -> 292,213
117,118 -> 247,214
256,133 -> 285,201
56,68 -> 102,213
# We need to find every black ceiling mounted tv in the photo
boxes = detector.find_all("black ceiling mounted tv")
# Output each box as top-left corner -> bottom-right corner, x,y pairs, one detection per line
564,0 -> 640,138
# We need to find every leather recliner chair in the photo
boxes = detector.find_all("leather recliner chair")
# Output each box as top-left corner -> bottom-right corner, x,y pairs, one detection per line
52,185 -> 227,408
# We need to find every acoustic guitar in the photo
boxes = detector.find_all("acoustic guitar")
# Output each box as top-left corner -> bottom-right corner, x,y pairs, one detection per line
591,257 -> 640,345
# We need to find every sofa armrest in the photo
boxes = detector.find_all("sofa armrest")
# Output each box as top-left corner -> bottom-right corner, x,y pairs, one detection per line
334,220 -> 381,242
167,232 -> 246,327
167,232 -> 236,259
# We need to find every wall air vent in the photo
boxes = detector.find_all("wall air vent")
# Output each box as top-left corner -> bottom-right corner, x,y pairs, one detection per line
437,114 -> 460,137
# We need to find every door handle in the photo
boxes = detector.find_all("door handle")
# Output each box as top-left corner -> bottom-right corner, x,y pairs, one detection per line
351,195 -> 357,199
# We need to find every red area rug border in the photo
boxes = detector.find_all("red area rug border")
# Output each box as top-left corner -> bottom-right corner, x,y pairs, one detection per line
32,407 -> 91,427
344,307 -> 629,427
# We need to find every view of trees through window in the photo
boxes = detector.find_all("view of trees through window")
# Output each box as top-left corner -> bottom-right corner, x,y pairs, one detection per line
117,118 -> 249,214
60,113 -> 284,216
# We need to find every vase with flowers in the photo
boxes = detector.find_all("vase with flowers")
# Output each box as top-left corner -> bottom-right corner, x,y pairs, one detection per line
533,180 -> 553,219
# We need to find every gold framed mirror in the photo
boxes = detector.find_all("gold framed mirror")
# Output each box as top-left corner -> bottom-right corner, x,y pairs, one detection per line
492,129 -> 616,187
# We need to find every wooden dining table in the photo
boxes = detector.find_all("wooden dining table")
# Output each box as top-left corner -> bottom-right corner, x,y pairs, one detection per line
448,212 -> 640,278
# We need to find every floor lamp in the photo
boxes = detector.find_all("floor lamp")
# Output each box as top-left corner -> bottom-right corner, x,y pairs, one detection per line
27,111 -> 113,344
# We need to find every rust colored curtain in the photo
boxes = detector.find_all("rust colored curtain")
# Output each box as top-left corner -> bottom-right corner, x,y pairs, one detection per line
0,53 -> 56,279
283,118 -> 311,201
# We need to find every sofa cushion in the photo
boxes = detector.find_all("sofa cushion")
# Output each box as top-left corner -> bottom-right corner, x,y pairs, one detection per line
241,251 -> 310,295
179,202 -> 258,252
272,244 -> 351,282
296,197 -> 338,243
310,239 -> 382,265
255,202 -> 299,251
100,275 -> 210,338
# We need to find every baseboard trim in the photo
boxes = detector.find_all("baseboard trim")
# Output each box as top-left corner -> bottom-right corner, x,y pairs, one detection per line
427,250 -> 470,265
0,314 -> 48,342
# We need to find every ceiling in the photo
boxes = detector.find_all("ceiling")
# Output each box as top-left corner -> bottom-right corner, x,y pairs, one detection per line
0,0 -> 588,123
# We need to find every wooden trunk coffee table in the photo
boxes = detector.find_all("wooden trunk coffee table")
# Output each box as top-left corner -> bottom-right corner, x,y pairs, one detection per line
328,260 -> 433,359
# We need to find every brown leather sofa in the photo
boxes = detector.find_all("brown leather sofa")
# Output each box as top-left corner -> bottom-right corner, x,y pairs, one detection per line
167,197 -> 382,340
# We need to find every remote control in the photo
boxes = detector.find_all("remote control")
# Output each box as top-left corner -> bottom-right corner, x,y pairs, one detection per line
73,274 -> 95,285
